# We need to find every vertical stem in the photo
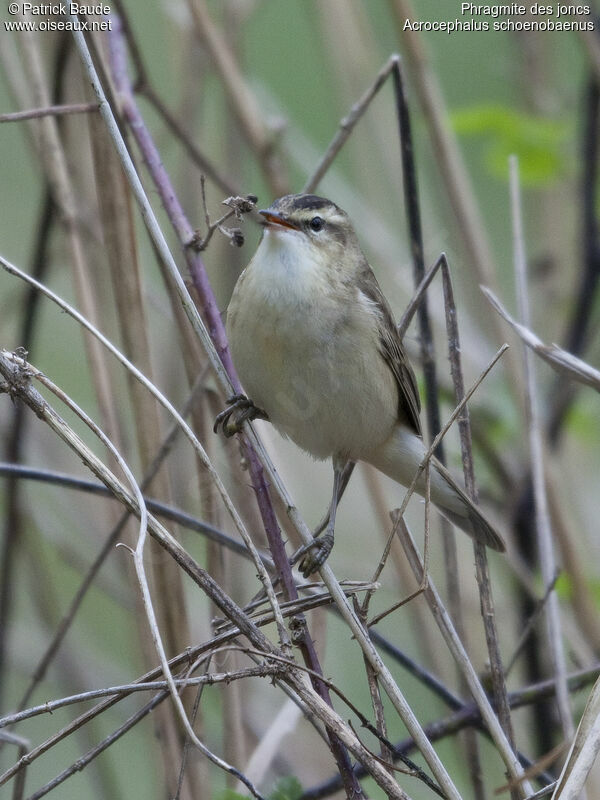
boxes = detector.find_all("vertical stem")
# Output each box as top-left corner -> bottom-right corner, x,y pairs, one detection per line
510,156 -> 574,745
393,60 -> 485,796
441,253 -> 520,800
548,76 -> 600,443
392,59 -> 443,452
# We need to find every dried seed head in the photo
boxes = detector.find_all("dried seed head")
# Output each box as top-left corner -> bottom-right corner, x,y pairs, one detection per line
222,195 -> 257,219
229,228 -> 244,248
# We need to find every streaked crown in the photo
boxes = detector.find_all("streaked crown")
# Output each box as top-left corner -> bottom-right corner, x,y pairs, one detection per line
260,194 -> 356,246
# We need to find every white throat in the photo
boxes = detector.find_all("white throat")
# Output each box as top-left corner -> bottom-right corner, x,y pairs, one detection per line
250,228 -> 328,302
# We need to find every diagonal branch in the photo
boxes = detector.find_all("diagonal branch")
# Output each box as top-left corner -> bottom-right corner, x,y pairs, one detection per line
482,287 -> 600,393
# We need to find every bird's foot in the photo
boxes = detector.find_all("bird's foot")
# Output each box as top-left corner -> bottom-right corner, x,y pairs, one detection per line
213,394 -> 269,437
291,531 -> 334,578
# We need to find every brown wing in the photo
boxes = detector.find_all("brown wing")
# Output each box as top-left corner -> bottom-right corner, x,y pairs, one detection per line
358,263 -> 422,436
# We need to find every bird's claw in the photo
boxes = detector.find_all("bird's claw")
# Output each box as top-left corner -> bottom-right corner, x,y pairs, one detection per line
292,532 -> 335,578
213,394 -> 268,437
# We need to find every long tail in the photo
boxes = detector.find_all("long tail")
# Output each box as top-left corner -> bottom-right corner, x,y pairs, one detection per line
365,425 -> 505,552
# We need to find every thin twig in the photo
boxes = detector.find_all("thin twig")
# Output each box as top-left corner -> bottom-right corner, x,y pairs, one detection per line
194,176 -> 255,250
303,54 -> 399,193
373,344 -> 509,583
174,656 -> 212,800
505,572 -> 561,679
0,355 -> 270,800
25,690 -> 170,800
366,467 -> 429,628
0,254 -> 288,648
3,667 -> 283,729
215,583 -> 378,636
393,56 -> 444,452
104,21 -> 365,794
367,345 -> 506,626
228,646 -> 444,798
395,517 -> 536,796
184,0 -> 288,197
0,102 -> 99,122
547,73 -> 600,439
299,666 -> 600,800
497,742 -> 568,798
397,253 -> 444,338
440,252 -> 518,792
0,354 -> 414,799
3,359 -> 235,798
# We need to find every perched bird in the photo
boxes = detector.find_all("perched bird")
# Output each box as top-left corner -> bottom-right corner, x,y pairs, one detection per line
217,193 -> 505,575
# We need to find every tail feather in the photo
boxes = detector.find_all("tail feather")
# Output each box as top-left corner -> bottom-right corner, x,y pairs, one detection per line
433,459 -> 505,552
364,425 -> 506,552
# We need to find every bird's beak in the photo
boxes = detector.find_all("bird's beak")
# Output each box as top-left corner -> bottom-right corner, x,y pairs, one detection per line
259,210 -> 300,230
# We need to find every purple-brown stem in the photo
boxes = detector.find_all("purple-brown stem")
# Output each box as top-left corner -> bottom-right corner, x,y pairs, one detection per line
107,17 -> 362,796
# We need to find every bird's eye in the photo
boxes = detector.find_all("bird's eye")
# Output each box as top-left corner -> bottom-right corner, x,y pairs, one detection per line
309,216 -> 324,232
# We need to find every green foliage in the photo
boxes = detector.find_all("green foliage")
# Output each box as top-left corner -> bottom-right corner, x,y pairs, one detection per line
217,776 -> 303,800
451,104 -> 569,185
268,776 -> 304,800
555,571 -> 573,600
564,400 -> 600,447
555,572 -> 600,605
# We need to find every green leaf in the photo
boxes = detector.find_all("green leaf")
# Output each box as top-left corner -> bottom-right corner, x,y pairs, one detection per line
451,104 -> 570,186
268,776 -> 304,800
554,571 -> 573,601
589,579 -> 600,606
564,401 -> 600,446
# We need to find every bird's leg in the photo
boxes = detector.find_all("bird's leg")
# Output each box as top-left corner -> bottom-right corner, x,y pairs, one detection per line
294,457 -> 347,577
312,461 -> 356,536
213,393 -> 269,437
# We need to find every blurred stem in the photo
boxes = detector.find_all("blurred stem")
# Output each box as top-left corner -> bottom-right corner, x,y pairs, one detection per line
0,31 -> 71,707
510,157 -> 574,744
548,75 -> 600,443
511,72 -> 600,758
389,0 -> 521,396
87,97 -> 197,798
111,0 -> 241,198
0,186 -> 54,708
16,22 -> 122,451
186,0 -> 289,197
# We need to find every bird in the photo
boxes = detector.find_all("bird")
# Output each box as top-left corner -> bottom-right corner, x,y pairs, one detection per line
216,193 -> 505,576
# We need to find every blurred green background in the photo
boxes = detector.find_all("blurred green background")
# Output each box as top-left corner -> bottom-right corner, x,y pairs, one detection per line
1,1 -> 599,798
